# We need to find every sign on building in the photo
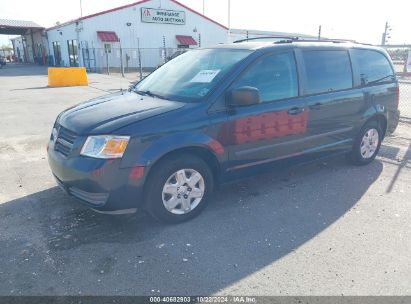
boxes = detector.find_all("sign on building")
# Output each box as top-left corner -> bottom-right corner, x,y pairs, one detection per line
141,7 -> 185,25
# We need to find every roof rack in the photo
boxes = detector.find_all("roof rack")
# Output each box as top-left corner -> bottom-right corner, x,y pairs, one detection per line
233,36 -> 297,43
233,36 -> 360,44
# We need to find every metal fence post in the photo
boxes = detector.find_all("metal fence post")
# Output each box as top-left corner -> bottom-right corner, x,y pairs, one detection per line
163,36 -> 167,63
106,50 -> 109,75
92,41 -> 96,73
120,42 -> 124,78
138,37 -> 143,80
125,52 -> 129,73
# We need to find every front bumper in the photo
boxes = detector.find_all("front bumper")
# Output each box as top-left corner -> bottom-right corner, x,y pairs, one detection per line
48,144 -> 145,212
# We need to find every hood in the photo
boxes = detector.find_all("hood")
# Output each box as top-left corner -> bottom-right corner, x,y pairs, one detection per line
58,91 -> 184,135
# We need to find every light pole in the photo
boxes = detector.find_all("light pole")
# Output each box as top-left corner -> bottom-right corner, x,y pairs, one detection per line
126,22 -> 132,73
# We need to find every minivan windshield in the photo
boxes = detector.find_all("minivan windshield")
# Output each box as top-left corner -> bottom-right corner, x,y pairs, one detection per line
133,48 -> 251,102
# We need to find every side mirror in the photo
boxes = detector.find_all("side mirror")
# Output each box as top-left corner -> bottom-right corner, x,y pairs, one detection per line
228,86 -> 260,107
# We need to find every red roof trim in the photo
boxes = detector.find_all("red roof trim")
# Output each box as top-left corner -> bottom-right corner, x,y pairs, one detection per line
47,0 -> 228,31
46,20 -> 78,31
170,0 -> 228,30
78,0 -> 151,22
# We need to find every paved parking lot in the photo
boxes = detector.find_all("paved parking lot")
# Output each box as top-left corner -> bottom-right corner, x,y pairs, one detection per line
0,64 -> 410,296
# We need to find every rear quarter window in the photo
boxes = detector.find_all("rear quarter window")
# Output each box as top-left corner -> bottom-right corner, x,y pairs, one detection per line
351,49 -> 394,85
302,50 -> 353,95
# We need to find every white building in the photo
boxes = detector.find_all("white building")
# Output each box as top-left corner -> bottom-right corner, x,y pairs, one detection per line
46,0 -> 228,70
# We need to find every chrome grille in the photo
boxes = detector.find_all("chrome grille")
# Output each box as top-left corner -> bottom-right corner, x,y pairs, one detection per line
54,126 -> 77,157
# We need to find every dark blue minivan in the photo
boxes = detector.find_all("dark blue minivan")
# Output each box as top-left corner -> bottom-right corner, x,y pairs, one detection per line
48,39 -> 400,223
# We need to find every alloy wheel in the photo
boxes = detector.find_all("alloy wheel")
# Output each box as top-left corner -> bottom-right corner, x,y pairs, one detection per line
162,169 -> 205,215
360,128 -> 380,159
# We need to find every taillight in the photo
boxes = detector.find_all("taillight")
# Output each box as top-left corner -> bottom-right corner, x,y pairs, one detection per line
396,86 -> 400,108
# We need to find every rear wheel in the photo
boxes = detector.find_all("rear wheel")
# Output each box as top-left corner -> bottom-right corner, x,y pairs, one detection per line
144,154 -> 214,224
348,121 -> 382,165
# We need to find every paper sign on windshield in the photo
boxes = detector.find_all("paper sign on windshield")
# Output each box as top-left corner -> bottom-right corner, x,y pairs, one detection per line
190,70 -> 220,83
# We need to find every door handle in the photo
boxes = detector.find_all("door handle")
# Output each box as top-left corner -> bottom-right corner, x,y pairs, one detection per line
309,102 -> 322,110
288,107 -> 305,115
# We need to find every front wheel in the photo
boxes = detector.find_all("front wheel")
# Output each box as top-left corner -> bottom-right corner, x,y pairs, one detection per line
348,121 -> 382,165
144,154 -> 214,224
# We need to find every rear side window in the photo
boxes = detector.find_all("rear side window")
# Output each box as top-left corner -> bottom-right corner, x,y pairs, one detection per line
302,50 -> 353,95
351,49 -> 394,85
234,52 -> 298,103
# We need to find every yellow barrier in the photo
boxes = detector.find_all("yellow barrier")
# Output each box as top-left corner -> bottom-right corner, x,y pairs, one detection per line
48,67 -> 88,87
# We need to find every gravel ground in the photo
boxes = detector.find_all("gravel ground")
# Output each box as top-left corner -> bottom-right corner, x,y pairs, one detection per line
0,64 -> 410,296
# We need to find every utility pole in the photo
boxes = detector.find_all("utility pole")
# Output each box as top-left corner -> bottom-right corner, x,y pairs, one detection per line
202,0 -> 205,15
227,0 -> 231,42
381,21 -> 391,45
227,0 -> 231,29
79,0 -> 83,17
318,25 -> 322,40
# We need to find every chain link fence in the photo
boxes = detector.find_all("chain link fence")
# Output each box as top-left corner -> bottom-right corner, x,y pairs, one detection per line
81,47 -> 187,80
383,46 -> 411,123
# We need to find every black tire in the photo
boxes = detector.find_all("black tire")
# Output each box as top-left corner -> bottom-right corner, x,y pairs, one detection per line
144,154 -> 214,224
348,120 -> 383,166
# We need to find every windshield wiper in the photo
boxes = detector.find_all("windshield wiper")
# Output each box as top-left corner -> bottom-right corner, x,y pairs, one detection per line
366,75 -> 395,85
134,89 -> 166,99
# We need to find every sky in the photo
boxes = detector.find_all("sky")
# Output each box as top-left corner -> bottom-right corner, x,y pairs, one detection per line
0,0 -> 410,46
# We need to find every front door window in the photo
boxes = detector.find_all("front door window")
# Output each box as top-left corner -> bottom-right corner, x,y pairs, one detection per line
234,52 -> 299,103
223,51 -> 307,165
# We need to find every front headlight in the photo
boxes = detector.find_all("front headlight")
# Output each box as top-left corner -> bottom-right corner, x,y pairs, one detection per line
80,135 -> 130,159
